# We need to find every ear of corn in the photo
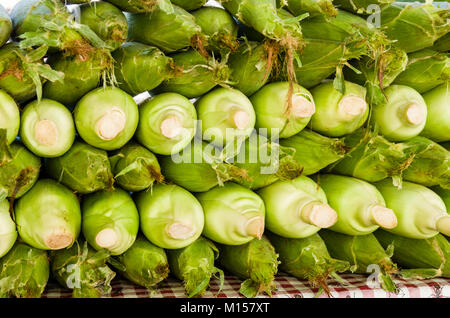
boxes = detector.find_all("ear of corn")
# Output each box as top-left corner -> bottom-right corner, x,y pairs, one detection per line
160,140 -> 238,192
0,43 -> 64,103
320,230 -> 398,292
393,49 -> 449,94
110,235 -> 170,292
0,4 -> 12,47
267,232 -> 349,295
50,241 -> 116,298
127,4 -> 203,53
110,142 -> 163,192
420,82 -> 450,143
79,1 -> 128,51
280,130 -> 348,176
105,0 -> 173,14
46,141 -> 114,194
278,0 -> 337,18
167,237 -> 224,298
171,0 -> 207,11
380,2 -> 450,54
217,236 -> 279,298
228,41 -> 272,96
332,0 -> 393,14
0,142 -> 41,199
156,49 -> 231,98
402,136 -> 450,189
113,42 -> 172,96
192,6 -> 238,53
374,230 -> 450,279
231,133 -> 302,190
0,242 -> 49,298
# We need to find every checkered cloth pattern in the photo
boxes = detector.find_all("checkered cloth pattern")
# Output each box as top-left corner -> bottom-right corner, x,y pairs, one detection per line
42,274 -> 450,298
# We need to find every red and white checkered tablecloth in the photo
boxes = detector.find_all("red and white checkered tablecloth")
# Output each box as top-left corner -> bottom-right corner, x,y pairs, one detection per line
42,274 -> 450,298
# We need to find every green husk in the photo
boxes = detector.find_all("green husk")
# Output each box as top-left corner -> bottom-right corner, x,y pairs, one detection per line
432,186 -> 449,212
343,45 -> 409,107
431,32 -> 450,53
230,133 -> 303,190
112,42 -> 173,96
330,129 -> 413,184
310,80 -> 369,137
0,4 -> 12,47
12,0 -> 110,53
421,82 -> 450,143
19,98 -> 76,158
0,129 -> 11,166
217,236 -> 279,298
136,183 -> 204,249
332,0 -> 393,14
0,199 -> 17,258
82,189 -> 139,255
156,49 -> 231,98
135,92 -> 197,155
267,232 -> 349,296
160,140 -> 239,193
110,142 -> 163,192
46,140 -> 114,194
278,0 -> 337,18
220,0 -> 304,92
0,242 -> 49,298
320,230 -> 398,293
127,4 -> 204,53
0,90 -> 20,145
43,49 -> 114,107
402,136 -> 450,189
318,174 -> 394,236
291,10 -> 368,89
171,0 -> 207,11
196,87 -> 256,148
374,179 -> 449,239
374,230 -> 450,279
50,240 -> 116,298
79,1 -> 128,51
192,6 -> 239,53
392,49 -> 449,94
220,0 -> 303,44
197,182 -> 265,246
280,129 -> 348,175
0,43 -> 64,103
250,81 -> 315,138
380,2 -> 450,54
0,142 -> 41,200
105,0 -> 173,13
228,41 -> 272,96
167,237 -> 224,298
110,235 -> 170,292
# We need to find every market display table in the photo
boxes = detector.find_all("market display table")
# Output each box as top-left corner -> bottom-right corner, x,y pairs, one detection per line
42,274 -> 450,298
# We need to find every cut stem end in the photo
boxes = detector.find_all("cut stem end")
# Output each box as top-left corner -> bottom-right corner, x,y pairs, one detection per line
245,216 -> 264,239
436,215 -> 450,237
291,94 -> 315,118
300,201 -> 338,228
371,205 -> 398,229
160,115 -> 183,139
96,108 -> 126,140
233,110 -> 250,130
45,232 -> 74,250
167,223 -> 195,240
339,96 -> 367,117
405,103 -> 425,126
96,228 -> 118,249
35,119 -> 58,146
